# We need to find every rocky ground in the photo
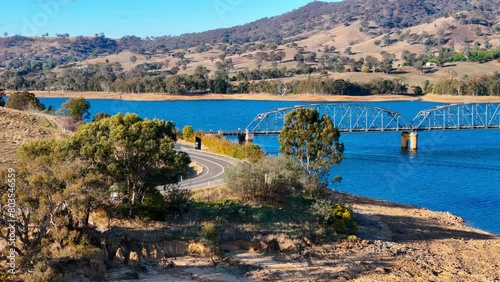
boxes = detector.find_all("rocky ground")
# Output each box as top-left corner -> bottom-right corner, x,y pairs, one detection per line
99,192 -> 499,282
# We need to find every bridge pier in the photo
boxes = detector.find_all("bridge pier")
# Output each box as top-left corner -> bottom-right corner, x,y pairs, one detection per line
401,131 -> 410,149
245,129 -> 254,144
409,131 -> 418,151
401,131 -> 418,151
236,129 -> 255,145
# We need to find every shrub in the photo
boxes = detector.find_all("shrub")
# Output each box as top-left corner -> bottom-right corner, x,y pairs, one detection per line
92,112 -> 111,122
200,222 -> 218,243
5,91 -> 45,111
310,200 -> 358,234
192,222 -> 221,262
182,125 -> 195,142
162,185 -> 192,216
138,190 -> 166,221
198,133 -> 264,162
25,261 -> 59,282
414,86 -> 423,96
224,156 -> 304,205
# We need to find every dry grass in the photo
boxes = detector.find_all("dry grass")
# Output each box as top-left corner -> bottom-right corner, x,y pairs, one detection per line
0,107 -> 68,169
190,185 -> 239,202
39,16 -> 498,79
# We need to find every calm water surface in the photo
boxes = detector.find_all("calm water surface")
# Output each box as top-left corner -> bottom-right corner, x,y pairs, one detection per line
40,98 -> 500,234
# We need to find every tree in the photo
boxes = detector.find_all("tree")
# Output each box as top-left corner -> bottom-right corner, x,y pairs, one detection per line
276,50 -> 286,63
379,51 -> 395,74
4,91 -> 45,111
306,52 -> 317,62
383,33 -> 391,46
61,97 -> 91,121
182,125 -> 195,142
194,65 -> 210,80
413,60 -> 425,74
294,51 -> 305,62
365,56 -> 379,73
255,57 -> 263,69
0,139 -> 109,272
70,113 -> 190,207
43,70 -> 57,94
330,79 -> 348,95
279,108 -> 344,182
414,86 -> 423,96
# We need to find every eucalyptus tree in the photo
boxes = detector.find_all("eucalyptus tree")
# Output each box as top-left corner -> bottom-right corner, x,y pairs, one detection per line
70,113 -> 190,206
279,108 -> 344,182
61,97 -> 91,121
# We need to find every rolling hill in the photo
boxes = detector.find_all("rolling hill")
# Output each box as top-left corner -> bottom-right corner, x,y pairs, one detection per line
0,0 -> 499,93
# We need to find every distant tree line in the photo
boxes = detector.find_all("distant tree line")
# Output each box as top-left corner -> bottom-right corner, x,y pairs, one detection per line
426,72 -> 500,96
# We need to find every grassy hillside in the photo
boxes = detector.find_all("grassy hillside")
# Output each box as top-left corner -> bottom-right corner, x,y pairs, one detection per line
0,0 -> 498,95
0,107 -> 67,169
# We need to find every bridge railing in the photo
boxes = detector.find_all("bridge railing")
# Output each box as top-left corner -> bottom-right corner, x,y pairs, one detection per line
245,103 -> 411,133
411,103 -> 500,131
213,102 -> 500,136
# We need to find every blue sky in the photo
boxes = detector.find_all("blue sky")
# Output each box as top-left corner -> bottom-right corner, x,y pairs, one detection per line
1,0 -> 338,38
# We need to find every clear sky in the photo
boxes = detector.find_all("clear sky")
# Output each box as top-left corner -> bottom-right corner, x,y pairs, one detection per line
1,0 -> 338,38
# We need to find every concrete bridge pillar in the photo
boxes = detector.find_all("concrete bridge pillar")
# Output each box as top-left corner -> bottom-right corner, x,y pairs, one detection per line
245,129 -> 254,144
401,131 -> 410,149
409,131 -> 418,151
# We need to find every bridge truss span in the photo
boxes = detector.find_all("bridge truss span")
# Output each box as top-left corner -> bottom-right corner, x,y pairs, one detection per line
411,103 -> 500,131
245,103 -> 411,133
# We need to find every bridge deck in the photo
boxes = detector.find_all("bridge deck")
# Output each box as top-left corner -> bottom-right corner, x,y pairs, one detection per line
202,103 -> 500,135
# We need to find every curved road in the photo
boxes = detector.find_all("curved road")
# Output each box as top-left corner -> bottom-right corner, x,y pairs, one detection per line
176,145 -> 238,190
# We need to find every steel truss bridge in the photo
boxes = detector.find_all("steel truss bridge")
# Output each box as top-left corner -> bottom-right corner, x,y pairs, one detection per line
234,103 -> 500,135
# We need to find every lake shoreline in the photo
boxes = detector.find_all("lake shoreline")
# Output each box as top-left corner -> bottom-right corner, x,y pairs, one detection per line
2,106 -> 499,280
13,90 -> 500,103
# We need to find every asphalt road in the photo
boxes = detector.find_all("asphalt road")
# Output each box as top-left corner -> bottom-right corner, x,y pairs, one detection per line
175,145 -> 238,190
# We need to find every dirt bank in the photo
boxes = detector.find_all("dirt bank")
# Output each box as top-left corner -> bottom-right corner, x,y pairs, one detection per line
99,191 -> 499,281
12,90 -> 500,103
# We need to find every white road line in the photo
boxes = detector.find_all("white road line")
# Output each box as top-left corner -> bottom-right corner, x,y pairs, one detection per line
179,155 -> 227,188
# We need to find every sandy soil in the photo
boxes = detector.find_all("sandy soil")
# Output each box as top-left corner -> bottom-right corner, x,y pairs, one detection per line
101,192 -> 500,281
17,90 -> 500,103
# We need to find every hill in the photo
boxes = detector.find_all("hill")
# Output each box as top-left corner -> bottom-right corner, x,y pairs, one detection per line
0,0 -> 499,95
0,107 -> 67,169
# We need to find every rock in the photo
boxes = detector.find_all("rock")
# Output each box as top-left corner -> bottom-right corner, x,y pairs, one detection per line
374,267 -> 389,274
159,240 -> 189,257
115,247 -> 126,263
129,251 -> 139,264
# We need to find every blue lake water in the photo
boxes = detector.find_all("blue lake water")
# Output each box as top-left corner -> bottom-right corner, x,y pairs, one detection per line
39,98 -> 500,234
